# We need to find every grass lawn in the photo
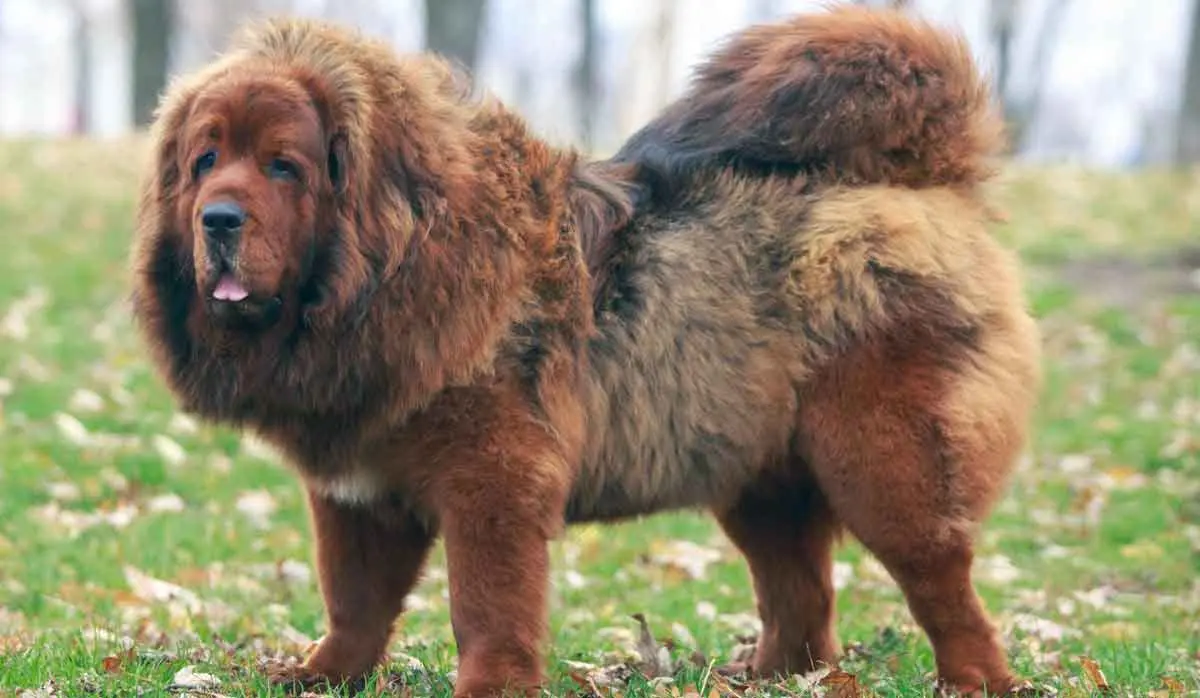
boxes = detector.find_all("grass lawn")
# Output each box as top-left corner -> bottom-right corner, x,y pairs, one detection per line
0,138 -> 1196,696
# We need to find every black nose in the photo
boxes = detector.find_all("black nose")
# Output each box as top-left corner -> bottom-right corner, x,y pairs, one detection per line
201,201 -> 245,239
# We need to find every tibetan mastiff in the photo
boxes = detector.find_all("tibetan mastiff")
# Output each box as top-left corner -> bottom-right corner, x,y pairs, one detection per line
129,6 -> 1041,697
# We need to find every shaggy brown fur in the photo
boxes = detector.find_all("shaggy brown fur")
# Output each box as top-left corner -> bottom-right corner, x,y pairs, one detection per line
129,6 -> 1041,697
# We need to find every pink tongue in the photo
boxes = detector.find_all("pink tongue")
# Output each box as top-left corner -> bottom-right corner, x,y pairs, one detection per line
212,275 -> 250,302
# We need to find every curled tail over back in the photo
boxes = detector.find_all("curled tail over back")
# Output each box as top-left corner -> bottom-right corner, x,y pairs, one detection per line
611,5 -> 1005,190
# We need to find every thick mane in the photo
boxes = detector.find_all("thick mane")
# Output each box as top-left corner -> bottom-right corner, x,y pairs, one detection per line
129,17 -> 563,433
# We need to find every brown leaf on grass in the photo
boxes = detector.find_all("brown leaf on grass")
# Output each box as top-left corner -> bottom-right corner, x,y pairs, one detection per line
819,669 -> 863,698
632,613 -> 674,678
1157,676 -> 1187,696
100,648 -> 134,674
0,635 -> 27,653
1078,656 -> 1113,694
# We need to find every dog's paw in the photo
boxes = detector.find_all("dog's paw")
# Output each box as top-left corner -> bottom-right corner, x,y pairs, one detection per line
934,673 -> 1037,698
262,656 -> 363,695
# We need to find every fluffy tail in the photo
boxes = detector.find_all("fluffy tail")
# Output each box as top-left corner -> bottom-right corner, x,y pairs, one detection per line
612,5 -> 1005,190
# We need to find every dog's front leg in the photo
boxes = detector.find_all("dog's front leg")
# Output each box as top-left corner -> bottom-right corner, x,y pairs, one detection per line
432,445 -> 569,698
269,489 -> 434,692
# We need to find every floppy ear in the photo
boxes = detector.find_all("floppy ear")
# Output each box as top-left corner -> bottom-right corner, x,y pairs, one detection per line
133,72 -> 205,258
129,75 -> 205,377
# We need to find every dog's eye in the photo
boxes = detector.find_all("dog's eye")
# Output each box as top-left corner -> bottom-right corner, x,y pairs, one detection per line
268,158 -> 300,180
193,150 -> 217,179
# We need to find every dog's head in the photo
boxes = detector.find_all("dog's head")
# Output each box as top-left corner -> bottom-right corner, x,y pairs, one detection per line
167,71 -> 348,331
132,20 -> 483,346
130,18 -> 534,419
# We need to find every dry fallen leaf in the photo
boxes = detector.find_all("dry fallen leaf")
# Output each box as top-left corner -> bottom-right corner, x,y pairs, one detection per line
0,635 -> 27,653
147,493 -> 186,513
168,664 -> 222,690
241,433 -> 280,461
101,651 -> 128,674
648,539 -> 723,580
235,489 -> 278,529
1078,656 -> 1112,694
68,388 -> 105,413
16,678 -> 59,697
1010,613 -> 1075,642
123,566 -> 203,614
1157,676 -> 1187,696
153,434 -> 187,466
53,412 -> 91,447
820,668 -> 863,698
632,613 -> 674,679
45,481 -> 81,502
976,554 -> 1021,584
169,413 -> 200,435
833,560 -> 854,590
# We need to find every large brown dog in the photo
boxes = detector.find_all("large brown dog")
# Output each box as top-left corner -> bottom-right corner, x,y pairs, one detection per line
129,6 -> 1041,697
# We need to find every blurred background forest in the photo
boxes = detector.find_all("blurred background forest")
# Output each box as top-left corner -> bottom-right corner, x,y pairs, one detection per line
3,0 -> 1200,167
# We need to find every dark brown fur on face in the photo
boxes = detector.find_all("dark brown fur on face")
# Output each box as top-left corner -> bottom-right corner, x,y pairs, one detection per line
130,6 -> 1041,697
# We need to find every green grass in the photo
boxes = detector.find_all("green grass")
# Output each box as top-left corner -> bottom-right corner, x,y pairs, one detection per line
0,139 -> 1197,697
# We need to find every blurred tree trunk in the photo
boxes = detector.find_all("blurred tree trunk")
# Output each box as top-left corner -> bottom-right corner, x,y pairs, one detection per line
654,0 -> 676,114
990,0 -> 1016,124
989,0 -> 1070,154
70,1 -> 92,135
1176,0 -> 1200,163
423,0 -> 487,71
574,0 -> 597,149
750,0 -> 777,20
131,0 -> 173,128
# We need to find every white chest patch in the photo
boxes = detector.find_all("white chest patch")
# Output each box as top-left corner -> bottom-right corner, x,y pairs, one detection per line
311,469 -> 386,506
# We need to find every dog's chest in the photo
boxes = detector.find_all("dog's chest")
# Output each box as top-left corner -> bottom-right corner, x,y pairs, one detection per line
308,467 -> 387,506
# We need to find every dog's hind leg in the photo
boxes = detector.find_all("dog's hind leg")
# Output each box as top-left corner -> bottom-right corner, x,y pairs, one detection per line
715,481 -> 841,676
796,321 -> 1037,696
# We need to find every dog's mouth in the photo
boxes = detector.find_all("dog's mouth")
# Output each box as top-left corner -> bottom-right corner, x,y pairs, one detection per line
204,271 -> 283,330
212,273 -> 251,303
